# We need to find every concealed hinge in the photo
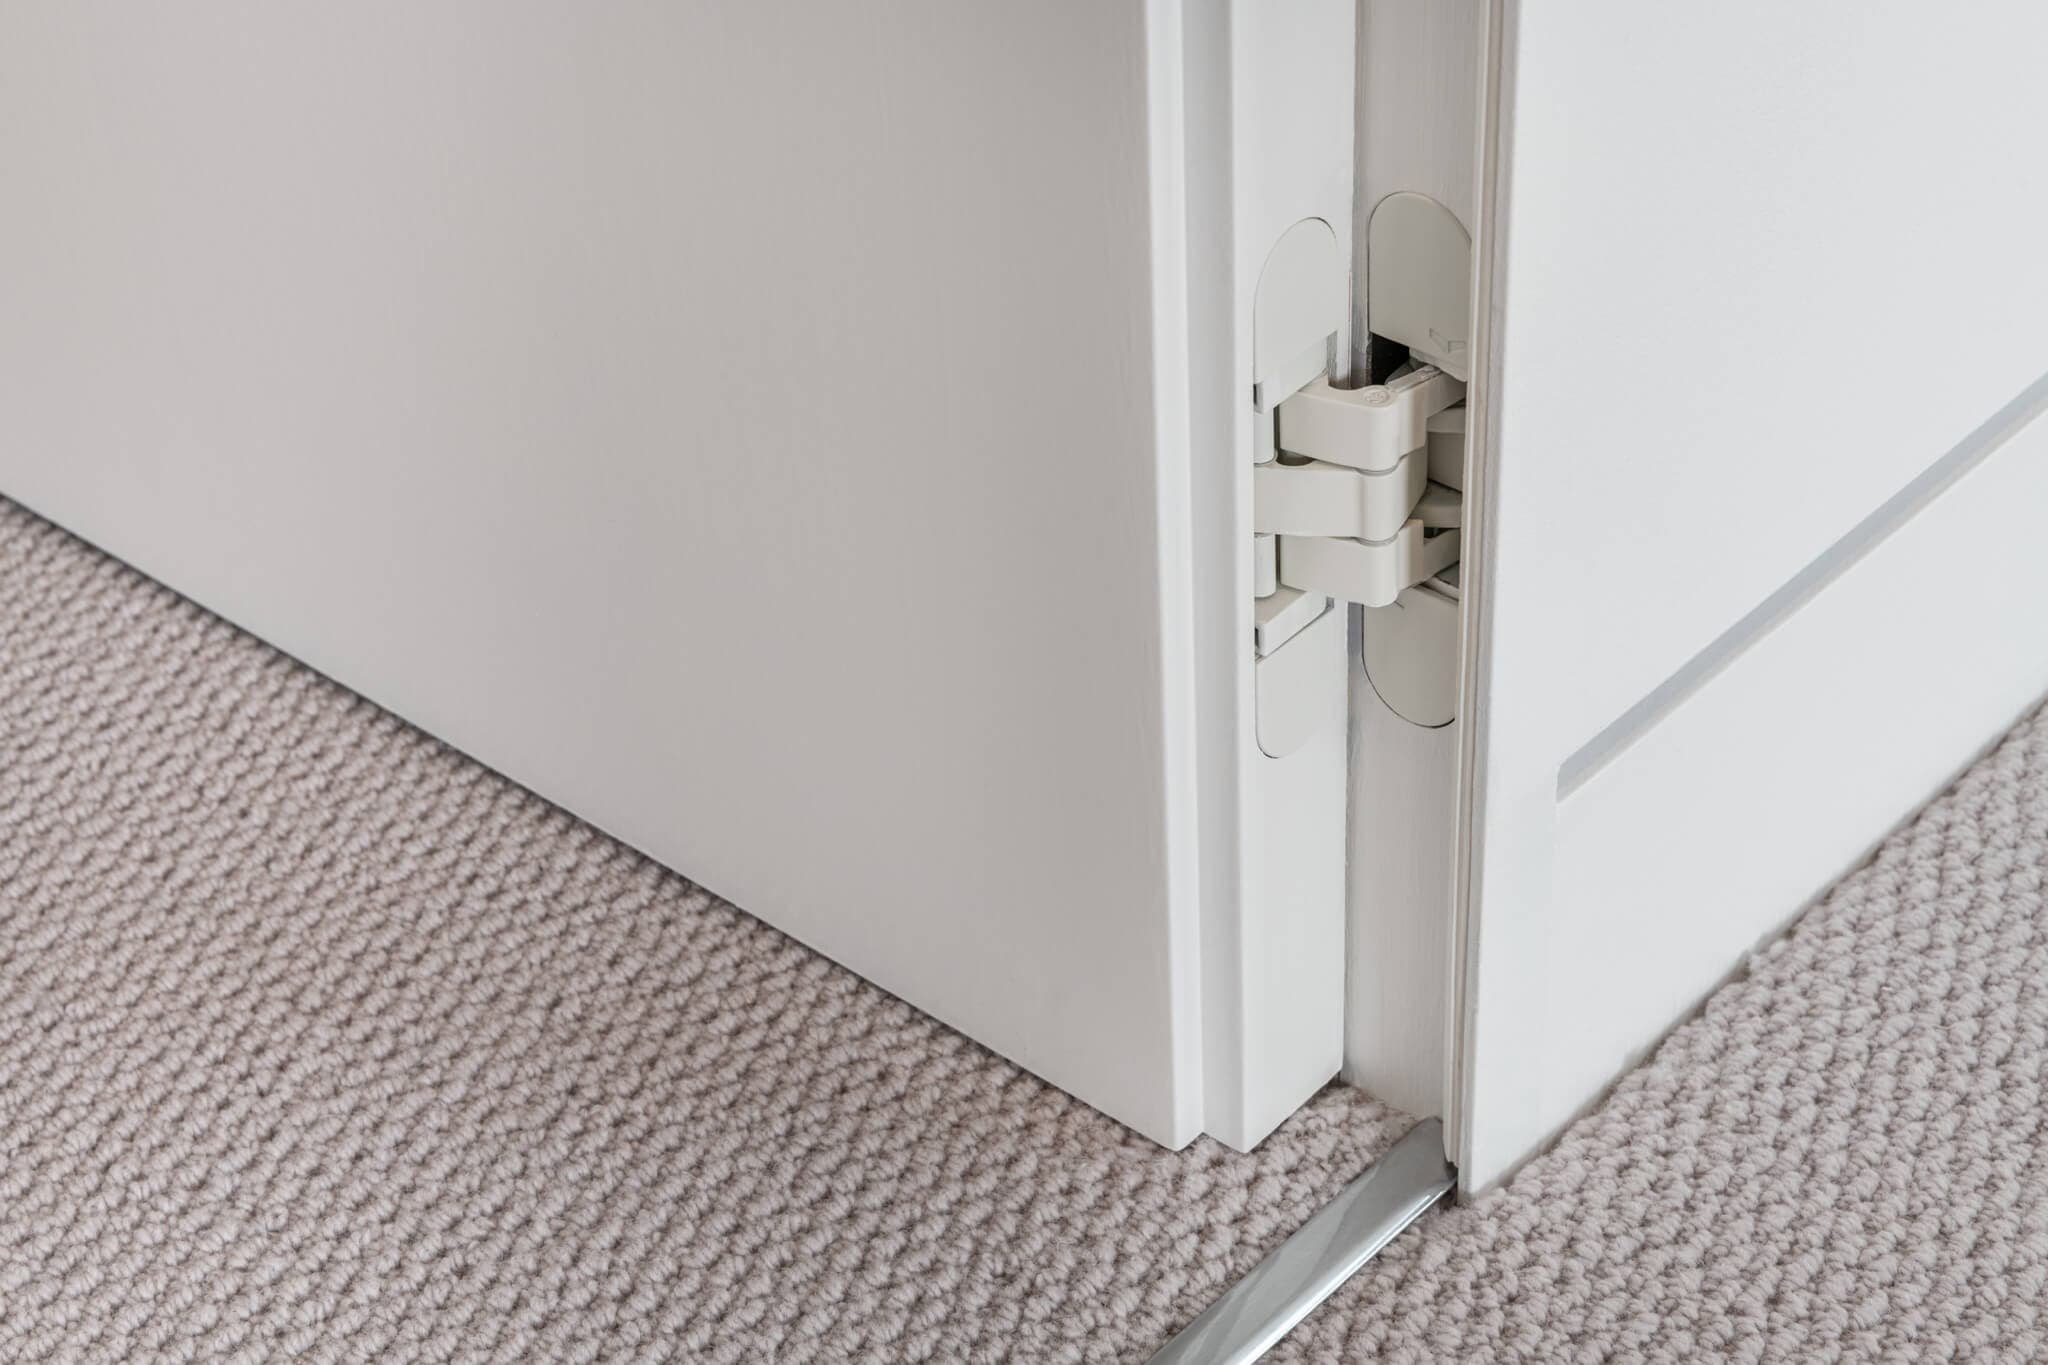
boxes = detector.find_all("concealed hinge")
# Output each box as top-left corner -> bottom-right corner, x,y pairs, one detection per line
1256,365 -> 1465,609
1249,194 -> 1472,753
1250,194 -> 1472,640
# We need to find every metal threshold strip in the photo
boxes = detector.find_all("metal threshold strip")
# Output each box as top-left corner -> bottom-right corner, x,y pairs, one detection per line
1144,1118 -> 1455,1365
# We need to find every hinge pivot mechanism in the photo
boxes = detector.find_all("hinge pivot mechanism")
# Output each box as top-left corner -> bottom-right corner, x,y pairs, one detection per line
1256,364 -> 1465,608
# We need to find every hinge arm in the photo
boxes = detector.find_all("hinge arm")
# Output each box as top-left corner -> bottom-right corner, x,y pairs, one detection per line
1257,364 -> 1466,608
1278,366 -> 1462,473
1278,521 -> 1461,610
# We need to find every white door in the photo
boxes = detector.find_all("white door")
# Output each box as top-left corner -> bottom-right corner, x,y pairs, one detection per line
1454,0 -> 2048,1189
0,1 -> 1359,1150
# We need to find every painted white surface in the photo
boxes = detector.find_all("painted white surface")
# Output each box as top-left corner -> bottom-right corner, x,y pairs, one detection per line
0,2 -> 1216,1144
1458,1 -> 2048,1187
1350,0 -> 1482,369
1254,603 -> 1345,761
1364,194 -> 1473,381
1343,0 -> 1483,1120
1346,666 -> 1460,1117
1543,395 -> 2048,1153
1360,581 -> 1461,729
1482,3 -> 2048,755
1199,0 -> 1360,1149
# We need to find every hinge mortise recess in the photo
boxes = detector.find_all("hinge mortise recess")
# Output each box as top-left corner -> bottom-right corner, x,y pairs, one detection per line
1250,194 -> 1472,749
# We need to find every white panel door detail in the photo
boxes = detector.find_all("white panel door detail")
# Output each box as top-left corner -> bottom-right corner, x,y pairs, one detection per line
1457,0 -> 2048,1188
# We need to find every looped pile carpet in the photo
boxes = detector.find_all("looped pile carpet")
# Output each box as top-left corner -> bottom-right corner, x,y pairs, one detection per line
5,494 -> 2046,1362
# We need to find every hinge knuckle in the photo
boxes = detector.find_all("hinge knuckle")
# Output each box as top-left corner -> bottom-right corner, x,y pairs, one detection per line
1250,198 -> 1474,647
1253,448 -> 1426,543
1277,525 -> 1462,610
1274,367 -> 1464,473
1259,364 -> 1466,610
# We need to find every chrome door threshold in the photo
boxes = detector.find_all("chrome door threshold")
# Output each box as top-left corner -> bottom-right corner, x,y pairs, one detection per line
1145,1118 -> 1454,1365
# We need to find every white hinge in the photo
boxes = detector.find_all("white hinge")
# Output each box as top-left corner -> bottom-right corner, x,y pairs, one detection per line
1256,365 -> 1465,609
1250,194 -> 1471,756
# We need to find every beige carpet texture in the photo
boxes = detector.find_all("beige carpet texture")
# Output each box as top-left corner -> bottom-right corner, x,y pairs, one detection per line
4,491 -> 2048,1363
0,498 -> 1414,1362
1264,711 -> 2048,1360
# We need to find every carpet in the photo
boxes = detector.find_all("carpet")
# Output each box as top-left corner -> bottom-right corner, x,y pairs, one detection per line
6,492 -> 2048,1362
0,497 -> 1411,1362
1270,701 -> 2048,1360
